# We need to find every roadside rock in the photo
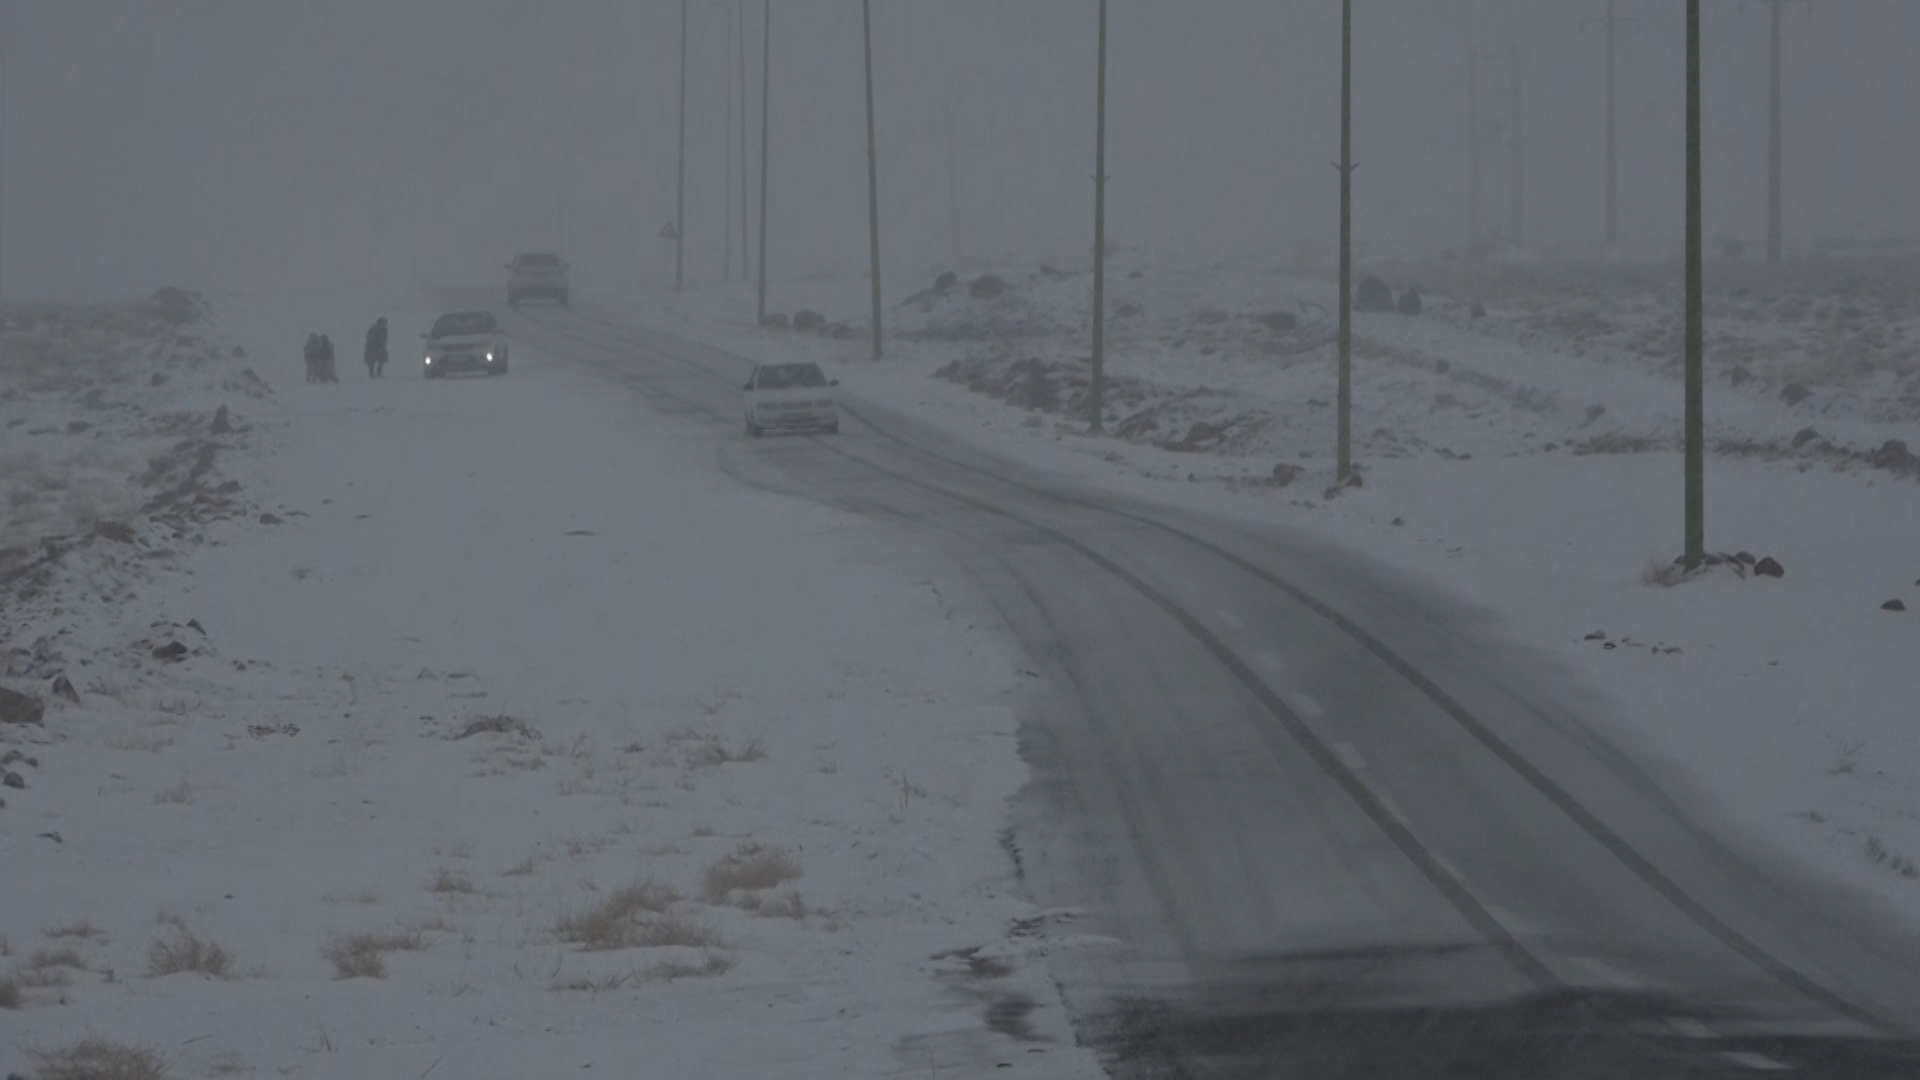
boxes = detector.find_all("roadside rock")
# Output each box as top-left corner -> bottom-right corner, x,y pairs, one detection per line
1257,311 -> 1298,334
0,686 -> 44,726
1355,275 -> 1394,313
1780,383 -> 1812,406
1270,463 -> 1302,487
210,404 -> 232,435
1753,556 -> 1785,579
1396,288 -> 1424,316
1883,599 -> 1908,612
1869,439 -> 1912,471
935,270 -> 959,291
969,275 -> 1008,300
759,311 -> 790,330
93,520 -> 136,544
1791,427 -> 1822,449
792,310 -> 826,333
259,512 -> 283,525
2,772 -> 22,790
152,641 -> 190,662
51,675 -> 79,704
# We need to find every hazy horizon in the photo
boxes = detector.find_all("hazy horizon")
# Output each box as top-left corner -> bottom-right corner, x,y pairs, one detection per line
7,0 -> 1916,301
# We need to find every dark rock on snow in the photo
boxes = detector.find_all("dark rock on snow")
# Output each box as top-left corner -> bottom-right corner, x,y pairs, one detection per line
935,270 -> 959,291
1791,427 -> 1822,449
2,772 -> 23,790
969,275 -> 1008,300
259,513 -> 283,525
1883,599 -> 1908,612
152,641 -> 190,662
1779,383 -> 1812,406
93,520 -> 136,544
1355,275 -> 1395,313
1270,463 -> 1302,487
0,686 -> 44,726
1753,556 -> 1785,579
791,310 -> 826,333
51,675 -> 80,704
759,312 -> 791,330
1396,288 -> 1424,316
210,405 -> 233,435
1257,311 -> 1299,334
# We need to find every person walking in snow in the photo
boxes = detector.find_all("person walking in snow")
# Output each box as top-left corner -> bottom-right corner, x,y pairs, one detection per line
303,332 -> 325,383
363,317 -> 389,379
318,333 -> 338,383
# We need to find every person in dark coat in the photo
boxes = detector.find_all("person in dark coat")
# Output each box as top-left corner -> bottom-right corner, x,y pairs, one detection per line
318,333 -> 338,383
363,317 -> 389,378
304,332 -> 324,384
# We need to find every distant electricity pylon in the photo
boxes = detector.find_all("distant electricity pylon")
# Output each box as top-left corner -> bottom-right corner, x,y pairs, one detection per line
1465,44 -> 1523,254
1683,0 -> 1705,568
1741,0 -> 1810,266
861,0 -> 883,359
1583,1 -> 1638,246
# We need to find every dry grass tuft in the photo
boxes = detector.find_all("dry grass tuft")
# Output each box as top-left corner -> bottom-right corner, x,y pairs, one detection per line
551,969 -> 637,995
702,841 -> 803,902
553,881 -> 684,951
44,920 -> 110,943
146,927 -> 234,979
153,777 -> 194,805
106,730 -> 174,754
449,713 -> 537,741
745,889 -> 808,920
32,1038 -> 168,1080
425,866 -> 480,895
502,851 -> 542,877
26,946 -> 87,972
322,928 -> 428,980
631,911 -> 726,949
1640,556 -> 1688,588
644,951 -> 735,981
322,888 -> 383,906
676,732 -> 768,768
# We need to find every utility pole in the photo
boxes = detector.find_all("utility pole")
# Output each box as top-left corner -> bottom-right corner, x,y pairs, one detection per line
555,194 -> 567,254
1583,1 -> 1637,246
1683,0 -> 1705,568
738,0 -> 750,282
1467,45 -> 1482,257
675,0 -> 689,292
1336,0 -> 1355,480
861,0 -> 883,360
1742,0 -> 1807,266
715,3 -> 734,283
1509,46 -> 1523,249
1088,0 -> 1110,434
944,106 -> 963,268
756,0 -> 771,324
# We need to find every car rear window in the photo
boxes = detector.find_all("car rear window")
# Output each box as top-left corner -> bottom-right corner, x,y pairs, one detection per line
516,254 -> 562,268
756,364 -> 829,390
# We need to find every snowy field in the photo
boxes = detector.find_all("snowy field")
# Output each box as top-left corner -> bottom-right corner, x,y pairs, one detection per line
617,252 -> 1920,932
1,293 -> 1105,1079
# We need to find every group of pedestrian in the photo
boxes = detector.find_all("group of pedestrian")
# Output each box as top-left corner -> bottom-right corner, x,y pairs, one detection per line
302,317 -> 388,384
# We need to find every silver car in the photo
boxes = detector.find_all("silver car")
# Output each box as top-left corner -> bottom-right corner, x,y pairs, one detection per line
742,361 -> 840,437
507,252 -> 569,307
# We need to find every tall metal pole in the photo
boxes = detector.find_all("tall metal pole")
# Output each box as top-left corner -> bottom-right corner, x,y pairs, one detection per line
1467,45 -> 1482,257
1509,46 -> 1523,249
1088,0 -> 1109,434
1766,0 -> 1783,266
720,7 -> 734,284
862,0 -> 883,360
1336,0 -> 1354,481
675,0 -> 689,292
1604,0 -> 1618,245
738,0 -> 750,283
756,0 -> 771,323
1684,0 -> 1705,568
944,106 -> 963,268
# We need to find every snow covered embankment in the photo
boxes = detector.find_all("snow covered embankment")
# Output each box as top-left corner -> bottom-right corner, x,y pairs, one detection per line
1,293 -> 1102,1080
622,258 -> 1920,935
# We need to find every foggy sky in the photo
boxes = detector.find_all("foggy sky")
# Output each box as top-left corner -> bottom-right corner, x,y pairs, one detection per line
7,1 -> 1917,301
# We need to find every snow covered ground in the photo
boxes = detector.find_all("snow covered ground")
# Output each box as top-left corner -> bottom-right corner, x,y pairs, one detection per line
1,293 -> 1105,1079
614,253 -> 1920,933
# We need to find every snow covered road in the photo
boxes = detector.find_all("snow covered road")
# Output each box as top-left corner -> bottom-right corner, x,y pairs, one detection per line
513,304 -> 1920,1077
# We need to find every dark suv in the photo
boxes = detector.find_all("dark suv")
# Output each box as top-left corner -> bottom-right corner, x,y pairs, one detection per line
507,252 -> 569,307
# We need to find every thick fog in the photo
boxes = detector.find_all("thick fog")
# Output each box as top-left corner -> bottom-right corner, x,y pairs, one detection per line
8,1 -> 1917,301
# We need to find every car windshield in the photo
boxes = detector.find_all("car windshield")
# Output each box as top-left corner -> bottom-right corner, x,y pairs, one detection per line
516,254 -> 561,268
430,312 -> 494,337
755,364 -> 829,390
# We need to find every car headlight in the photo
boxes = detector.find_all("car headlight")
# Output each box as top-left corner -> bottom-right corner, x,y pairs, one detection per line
424,356 -> 433,364
485,351 -> 495,361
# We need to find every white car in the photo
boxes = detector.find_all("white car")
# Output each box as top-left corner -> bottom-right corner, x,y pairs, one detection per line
507,252 -> 569,307
421,310 -> 509,378
742,361 -> 839,436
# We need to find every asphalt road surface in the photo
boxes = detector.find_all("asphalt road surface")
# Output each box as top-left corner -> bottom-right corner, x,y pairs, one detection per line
507,303 -> 1920,1079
